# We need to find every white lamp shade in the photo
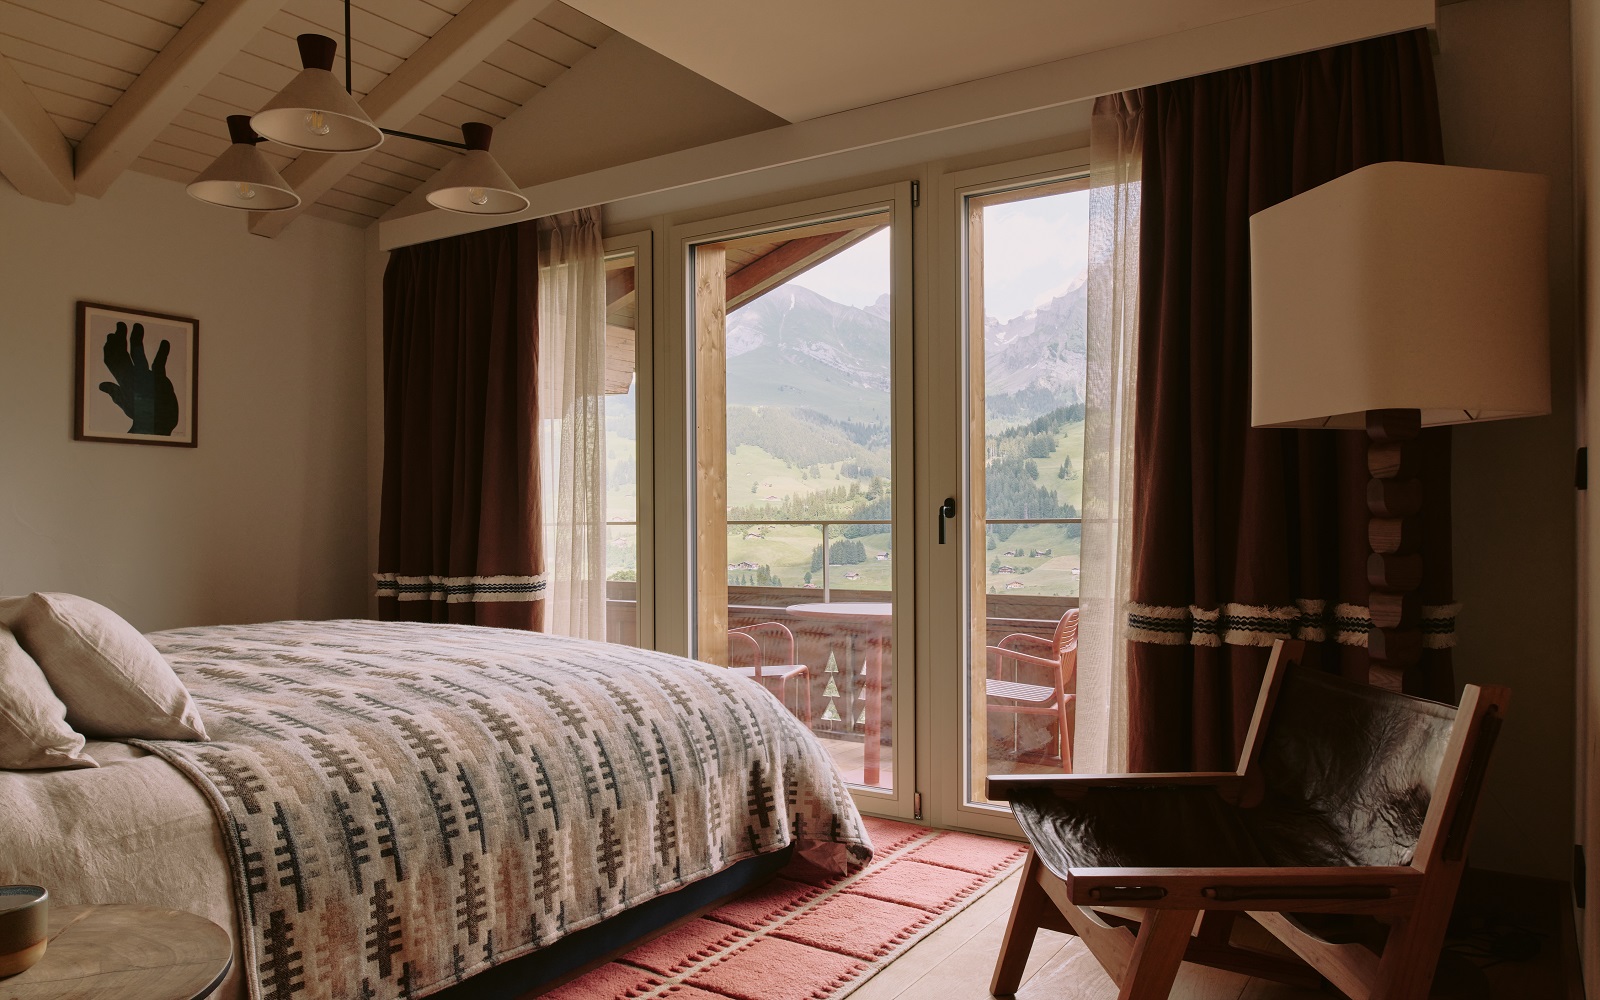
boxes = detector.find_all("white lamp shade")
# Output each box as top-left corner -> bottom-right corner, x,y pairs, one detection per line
425,124 -> 529,215
186,117 -> 300,211
1250,161 -> 1550,429
250,35 -> 382,153
426,150 -> 529,215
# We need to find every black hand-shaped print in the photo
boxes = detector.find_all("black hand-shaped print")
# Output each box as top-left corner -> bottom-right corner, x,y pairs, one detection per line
99,322 -> 179,435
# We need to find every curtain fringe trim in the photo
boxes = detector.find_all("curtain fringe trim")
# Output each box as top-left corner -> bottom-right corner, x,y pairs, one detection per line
1126,601 -> 1459,649
374,573 -> 549,603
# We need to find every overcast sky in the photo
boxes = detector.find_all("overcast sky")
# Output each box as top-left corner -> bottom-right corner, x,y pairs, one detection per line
782,188 -> 1090,323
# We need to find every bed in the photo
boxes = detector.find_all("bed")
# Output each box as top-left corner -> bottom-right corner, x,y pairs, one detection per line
0,619 -> 873,1000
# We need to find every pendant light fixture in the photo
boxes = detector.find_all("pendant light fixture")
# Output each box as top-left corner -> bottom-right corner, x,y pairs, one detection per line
425,123 -> 530,215
251,33 -> 383,153
191,1 -> 527,218
186,116 -> 301,211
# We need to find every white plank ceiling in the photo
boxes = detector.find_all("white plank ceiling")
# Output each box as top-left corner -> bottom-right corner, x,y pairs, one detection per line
0,0 -> 610,228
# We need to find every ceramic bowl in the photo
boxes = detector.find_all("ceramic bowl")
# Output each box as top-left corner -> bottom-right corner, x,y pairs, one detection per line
0,886 -> 48,978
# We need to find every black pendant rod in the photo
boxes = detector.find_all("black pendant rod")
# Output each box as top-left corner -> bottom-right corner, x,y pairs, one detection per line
379,127 -> 470,149
341,0 -> 466,151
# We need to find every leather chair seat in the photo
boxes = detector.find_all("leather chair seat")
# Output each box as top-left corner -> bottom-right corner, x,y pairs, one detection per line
1013,667 -> 1457,884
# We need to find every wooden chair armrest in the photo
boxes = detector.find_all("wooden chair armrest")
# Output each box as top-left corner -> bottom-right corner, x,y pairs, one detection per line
1065,866 -> 1423,913
987,772 -> 1242,801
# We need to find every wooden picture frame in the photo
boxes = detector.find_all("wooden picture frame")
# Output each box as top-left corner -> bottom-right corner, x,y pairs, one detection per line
75,301 -> 199,447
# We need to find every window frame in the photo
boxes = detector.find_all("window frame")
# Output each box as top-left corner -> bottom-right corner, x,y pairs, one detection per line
601,230 -> 655,649
925,149 -> 1094,837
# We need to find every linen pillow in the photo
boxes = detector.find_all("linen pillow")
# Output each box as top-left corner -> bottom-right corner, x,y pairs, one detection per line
0,625 -> 97,769
2,593 -> 208,741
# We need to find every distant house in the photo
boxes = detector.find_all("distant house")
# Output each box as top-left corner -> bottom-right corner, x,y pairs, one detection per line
844,572 -> 862,581
1006,581 -> 1026,590
996,565 -> 1018,574
765,495 -> 781,502
1003,550 -> 1017,557
1031,548 -> 1053,557
801,583 -> 820,589
744,531 -> 763,539
874,552 -> 889,561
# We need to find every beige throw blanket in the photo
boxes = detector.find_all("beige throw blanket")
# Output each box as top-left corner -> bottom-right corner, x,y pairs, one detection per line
136,620 -> 872,1000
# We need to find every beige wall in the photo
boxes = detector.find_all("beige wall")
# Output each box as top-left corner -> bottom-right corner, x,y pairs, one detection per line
1572,0 -> 1598,988
1434,0 -> 1579,882
0,170 -> 369,633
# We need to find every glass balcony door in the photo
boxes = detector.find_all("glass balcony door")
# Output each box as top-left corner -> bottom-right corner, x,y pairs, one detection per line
925,157 -> 1092,835
678,185 -> 916,815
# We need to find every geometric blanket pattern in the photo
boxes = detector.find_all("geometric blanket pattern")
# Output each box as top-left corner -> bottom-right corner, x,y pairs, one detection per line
548,816 -> 1028,1000
134,620 -> 874,1000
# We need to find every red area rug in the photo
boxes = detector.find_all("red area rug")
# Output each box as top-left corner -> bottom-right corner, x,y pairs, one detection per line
546,819 -> 1027,1000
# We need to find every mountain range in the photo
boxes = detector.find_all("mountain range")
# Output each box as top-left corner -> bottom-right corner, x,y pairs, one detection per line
724,278 -> 1087,425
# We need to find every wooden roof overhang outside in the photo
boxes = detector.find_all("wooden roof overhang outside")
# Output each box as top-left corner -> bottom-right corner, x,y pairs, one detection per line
603,212 -> 886,394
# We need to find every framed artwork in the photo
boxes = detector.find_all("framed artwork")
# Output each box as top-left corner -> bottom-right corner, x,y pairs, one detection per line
75,301 -> 199,447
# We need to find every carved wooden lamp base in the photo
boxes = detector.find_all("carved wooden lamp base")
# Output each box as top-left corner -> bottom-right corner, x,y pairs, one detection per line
1364,408 -> 1424,689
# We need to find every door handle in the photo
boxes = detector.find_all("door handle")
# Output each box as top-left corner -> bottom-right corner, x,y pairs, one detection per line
938,497 -> 956,544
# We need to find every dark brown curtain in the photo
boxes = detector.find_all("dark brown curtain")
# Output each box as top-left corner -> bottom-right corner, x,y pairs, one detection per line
377,222 -> 545,630
1125,29 -> 1456,772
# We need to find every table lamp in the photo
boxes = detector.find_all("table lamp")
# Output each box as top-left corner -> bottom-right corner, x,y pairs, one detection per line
1250,161 -> 1550,682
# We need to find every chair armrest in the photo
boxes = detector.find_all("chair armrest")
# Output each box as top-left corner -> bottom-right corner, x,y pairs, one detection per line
995,632 -> 1053,652
987,772 -> 1243,801
1065,866 -> 1422,913
731,621 -> 798,662
984,647 -> 1063,674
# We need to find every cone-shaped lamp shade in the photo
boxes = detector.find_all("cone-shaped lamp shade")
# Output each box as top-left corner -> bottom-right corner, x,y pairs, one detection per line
187,116 -> 301,211
251,34 -> 382,152
426,123 -> 529,215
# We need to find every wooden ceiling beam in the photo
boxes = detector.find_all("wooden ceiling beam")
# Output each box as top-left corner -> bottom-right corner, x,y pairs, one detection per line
249,0 -> 548,238
74,0 -> 287,199
725,226 -> 884,311
0,53 -> 73,204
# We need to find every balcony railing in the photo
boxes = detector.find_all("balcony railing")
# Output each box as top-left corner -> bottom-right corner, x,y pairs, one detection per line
727,518 -> 890,599
603,596 -> 1077,746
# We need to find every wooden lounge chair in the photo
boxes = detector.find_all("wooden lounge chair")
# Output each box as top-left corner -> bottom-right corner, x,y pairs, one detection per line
988,639 -> 1508,1000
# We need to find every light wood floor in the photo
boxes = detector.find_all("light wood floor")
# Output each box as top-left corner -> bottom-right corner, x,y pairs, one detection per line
853,867 -> 1577,999
849,868 -> 1325,1000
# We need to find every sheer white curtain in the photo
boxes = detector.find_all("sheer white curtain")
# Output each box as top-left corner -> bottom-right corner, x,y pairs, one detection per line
1075,94 -> 1143,773
537,208 -> 607,640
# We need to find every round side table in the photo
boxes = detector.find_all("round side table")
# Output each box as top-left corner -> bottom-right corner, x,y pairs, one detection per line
0,904 -> 231,1000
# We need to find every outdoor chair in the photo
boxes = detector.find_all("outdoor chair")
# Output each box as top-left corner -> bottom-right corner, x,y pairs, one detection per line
986,608 -> 1078,768
988,639 -> 1508,1000
729,621 -> 813,725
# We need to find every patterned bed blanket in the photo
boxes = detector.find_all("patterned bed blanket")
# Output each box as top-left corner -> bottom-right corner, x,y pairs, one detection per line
134,620 -> 873,1000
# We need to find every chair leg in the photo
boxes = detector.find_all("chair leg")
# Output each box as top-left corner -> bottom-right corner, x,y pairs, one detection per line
1116,908 -> 1197,1000
991,851 -> 1052,996
1364,862 -> 1469,1000
1369,912 -> 1448,1000
1058,705 -> 1073,773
